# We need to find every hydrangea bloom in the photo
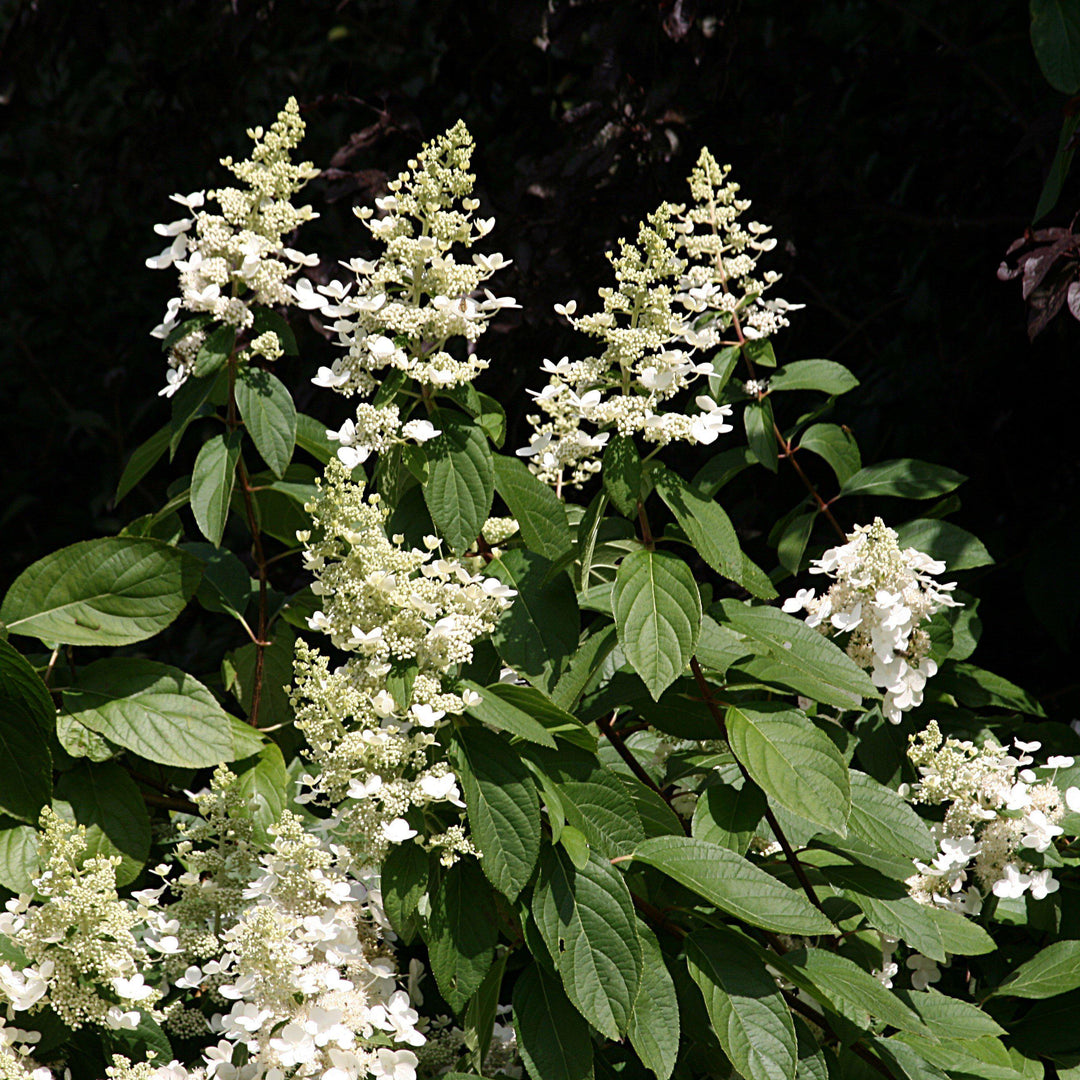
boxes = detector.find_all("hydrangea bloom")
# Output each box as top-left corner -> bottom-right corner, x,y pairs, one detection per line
782,517 -> 960,722
298,121 -> 517,468
905,723 -> 1069,909
290,460 -> 514,864
519,150 -> 799,488
146,97 -> 320,397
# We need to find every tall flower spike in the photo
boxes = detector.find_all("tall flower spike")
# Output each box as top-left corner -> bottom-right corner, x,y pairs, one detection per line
302,120 -> 517,468
519,151 -> 799,488
290,459 -> 514,864
146,97 -> 320,398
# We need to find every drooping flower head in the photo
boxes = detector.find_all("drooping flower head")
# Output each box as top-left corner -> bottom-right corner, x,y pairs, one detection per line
783,518 -> 960,722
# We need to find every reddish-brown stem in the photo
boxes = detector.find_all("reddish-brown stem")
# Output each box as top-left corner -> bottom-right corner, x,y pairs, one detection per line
637,500 -> 654,549
596,711 -> 691,834
689,657 -> 828,916
773,422 -> 847,541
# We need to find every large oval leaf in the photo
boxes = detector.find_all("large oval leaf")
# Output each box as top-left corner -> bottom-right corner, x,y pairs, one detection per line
532,845 -> 642,1039
993,941 -> 1080,1000
489,551 -> 579,695
55,761 -> 151,886
451,726 -> 541,902
493,455 -> 573,562
686,927 -> 797,1080
235,366 -> 297,479
725,702 -> 850,836
423,411 -> 494,553
191,431 -> 241,546
632,836 -> 835,935
61,658 -> 265,767
1,537 -> 202,647
719,599 -> 877,709
613,550 -> 701,701
628,924 -> 680,1080
513,962 -> 594,1080
0,640 -> 54,822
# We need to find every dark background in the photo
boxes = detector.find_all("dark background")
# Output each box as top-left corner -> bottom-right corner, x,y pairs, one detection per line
2,0 -> 1077,715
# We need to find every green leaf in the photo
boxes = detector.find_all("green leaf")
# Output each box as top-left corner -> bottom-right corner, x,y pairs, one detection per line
794,1017 -> 830,1080
191,431 -> 241,546
245,463 -> 318,546
632,836 -> 835,935
709,345 -> 742,396
744,400 -> 778,472
381,841 -> 428,937
628,925 -> 680,1080
115,424 -> 170,503
55,761 -> 150,886
746,340 -> 778,368
896,989 -> 1005,1040
777,512 -> 816,575
233,742 -> 287,846
846,771 -> 935,863
1036,112 -> 1080,221
653,465 -> 776,599
235,365 -> 297,478
0,640 -> 54,822
428,858 -> 498,1013
0,818 -> 40,894
1032,0 -> 1080,92
894,519 -> 993,571
102,1008 -> 172,1067
56,712 -> 114,762
613,550 -> 702,701
726,702 -> 850,835
692,780 -> 767,855
719,600 -> 878,709
465,949 -> 508,1070
603,435 -> 643,518
839,460 -> 966,500
532,845 -> 642,1038
798,424 -> 862,486
769,360 -> 859,396
461,680 -> 556,748
488,551 -> 579,695
574,490 -> 609,592
192,323 -> 235,378
557,765 -> 644,859
924,905 -> 995,956
183,542 -> 251,619
493,456 -> 573,561
931,662 -> 1044,716
551,621 -> 619,711
512,962 -> 594,1080
1,537 -> 202,646
294,412 -> 338,466
993,940 -> 1080,999
686,927 -> 797,1080
160,313 -> 215,351
770,948 -> 925,1034
693,445 -> 757,497
423,411 -> 495,553
226,623 -> 299,732
61,658 -> 264,767
169,368 -> 227,459
819,864 -> 945,962
483,684 -> 594,749
452,726 -> 541,902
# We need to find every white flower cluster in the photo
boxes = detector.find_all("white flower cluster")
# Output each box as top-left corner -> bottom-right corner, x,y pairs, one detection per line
782,518 -> 960,722
146,97 -> 320,398
905,722 -> 1079,910
290,459 -> 515,863
0,809 -> 157,1033
295,121 -> 516,469
519,149 -> 800,488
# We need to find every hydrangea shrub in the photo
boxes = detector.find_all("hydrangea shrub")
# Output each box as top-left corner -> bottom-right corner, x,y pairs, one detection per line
2,99 -> 1079,1080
